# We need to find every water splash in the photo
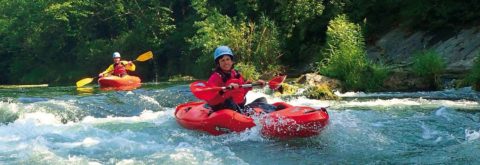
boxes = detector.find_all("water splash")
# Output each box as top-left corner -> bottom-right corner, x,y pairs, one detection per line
465,129 -> 480,141
1,84 -> 480,164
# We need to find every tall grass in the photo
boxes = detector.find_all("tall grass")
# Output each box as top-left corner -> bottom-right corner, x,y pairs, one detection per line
465,52 -> 480,90
411,49 -> 446,89
318,14 -> 387,91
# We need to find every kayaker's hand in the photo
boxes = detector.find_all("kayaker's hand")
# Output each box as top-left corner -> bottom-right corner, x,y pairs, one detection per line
227,83 -> 240,89
256,80 -> 266,87
127,61 -> 132,65
98,73 -> 103,78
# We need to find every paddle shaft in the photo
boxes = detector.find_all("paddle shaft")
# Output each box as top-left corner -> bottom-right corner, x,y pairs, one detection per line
223,82 -> 262,90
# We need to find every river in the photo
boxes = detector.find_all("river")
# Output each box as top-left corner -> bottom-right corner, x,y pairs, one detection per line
0,83 -> 479,164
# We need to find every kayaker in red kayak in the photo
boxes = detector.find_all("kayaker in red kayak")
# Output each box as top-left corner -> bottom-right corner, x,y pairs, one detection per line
206,46 -> 274,114
98,52 -> 136,77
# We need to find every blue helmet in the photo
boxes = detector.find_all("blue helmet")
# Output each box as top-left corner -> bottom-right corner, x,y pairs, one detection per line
112,52 -> 121,58
213,46 -> 234,61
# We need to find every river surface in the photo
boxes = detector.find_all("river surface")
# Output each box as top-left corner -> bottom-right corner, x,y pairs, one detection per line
0,83 -> 479,164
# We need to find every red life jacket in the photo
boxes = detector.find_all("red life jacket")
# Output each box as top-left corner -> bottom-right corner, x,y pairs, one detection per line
113,63 -> 127,76
206,69 -> 249,105
223,78 -> 248,104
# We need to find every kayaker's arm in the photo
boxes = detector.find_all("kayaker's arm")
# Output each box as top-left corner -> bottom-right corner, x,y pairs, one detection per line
99,64 -> 114,77
121,61 -> 136,71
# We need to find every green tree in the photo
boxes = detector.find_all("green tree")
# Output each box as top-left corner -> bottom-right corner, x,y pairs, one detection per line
188,0 -> 280,78
0,0 -> 174,84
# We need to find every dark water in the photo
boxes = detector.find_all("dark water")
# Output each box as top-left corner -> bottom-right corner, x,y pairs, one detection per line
0,83 -> 479,164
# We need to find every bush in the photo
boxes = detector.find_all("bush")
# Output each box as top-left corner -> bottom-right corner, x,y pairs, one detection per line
318,14 -> 387,91
235,62 -> 260,81
465,52 -> 480,91
168,75 -> 196,82
411,49 -> 446,89
189,2 -> 281,78
303,84 -> 339,100
358,64 -> 389,91
273,83 -> 300,97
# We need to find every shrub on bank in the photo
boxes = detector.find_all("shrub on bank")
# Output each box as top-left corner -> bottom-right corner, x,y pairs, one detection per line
303,84 -> 339,100
189,2 -> 281,78
411,49 -> 446,89
318,14 -> 387,92
465,52 -> 480,91
235,62 -> 260,81
168,75 -> 196,82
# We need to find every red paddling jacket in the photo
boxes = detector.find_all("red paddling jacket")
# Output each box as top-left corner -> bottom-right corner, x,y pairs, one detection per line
206,69 -> 252,107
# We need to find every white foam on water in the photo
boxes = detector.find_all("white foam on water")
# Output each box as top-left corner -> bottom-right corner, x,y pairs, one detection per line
246,91 -> 331,108
434,106 -> 454,121
16,112 -> 64,125
116,159 -> 139,165
342,98 -> 421,107
335,91 -> 367,97
57,137 -> 101,148
432,99 -> 479,109
0,101 -> 20,113
80,109 -> 172,124
421,123 -> 439,140
220,126 -> 265,143
27,99 -> 81,112
0,134 -> 21,142
245,90 -> 283,104
333,98 -> 479,110
167,142 -> 223,165
11,139 -> 102,165
139,95 -> 161,107
465,129 -> 480,141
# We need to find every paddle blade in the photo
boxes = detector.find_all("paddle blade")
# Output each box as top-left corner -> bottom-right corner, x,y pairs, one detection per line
76,78 -> 94,87
136,51 -> 153,62
190,81 -> 222,100
268,75 -> 286,90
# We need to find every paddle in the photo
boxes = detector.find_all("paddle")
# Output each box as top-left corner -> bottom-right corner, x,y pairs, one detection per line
75,51 -> 153,87
190,75 -> 286,100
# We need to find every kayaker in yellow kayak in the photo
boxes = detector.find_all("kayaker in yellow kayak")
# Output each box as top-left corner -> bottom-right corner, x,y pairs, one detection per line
98,52 -> 136,77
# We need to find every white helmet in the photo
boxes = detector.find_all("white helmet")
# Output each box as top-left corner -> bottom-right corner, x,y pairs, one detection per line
112,52 -> 121,58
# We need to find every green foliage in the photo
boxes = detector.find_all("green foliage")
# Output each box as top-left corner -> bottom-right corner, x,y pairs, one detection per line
249,15 -> 282,72
0,0 -> 175,84
358,64 -> 389,91
303,84 -> 339,100
318,14 -> 387,91
273,83 -> 299,96
189,3 -> 280,78
464,52 -> 480,90
0,0 -> 477,93
320,14 -> 367,77
168,75 -> 196,82
271,0 -> 325,67
412,50 -> 446,79
274,0 -> 324,38
235,62 -> 259,81
398,0 -> 480,30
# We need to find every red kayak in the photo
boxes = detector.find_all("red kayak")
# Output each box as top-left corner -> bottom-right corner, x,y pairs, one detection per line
98,75 -> 141,90
175,101 -> 329,138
